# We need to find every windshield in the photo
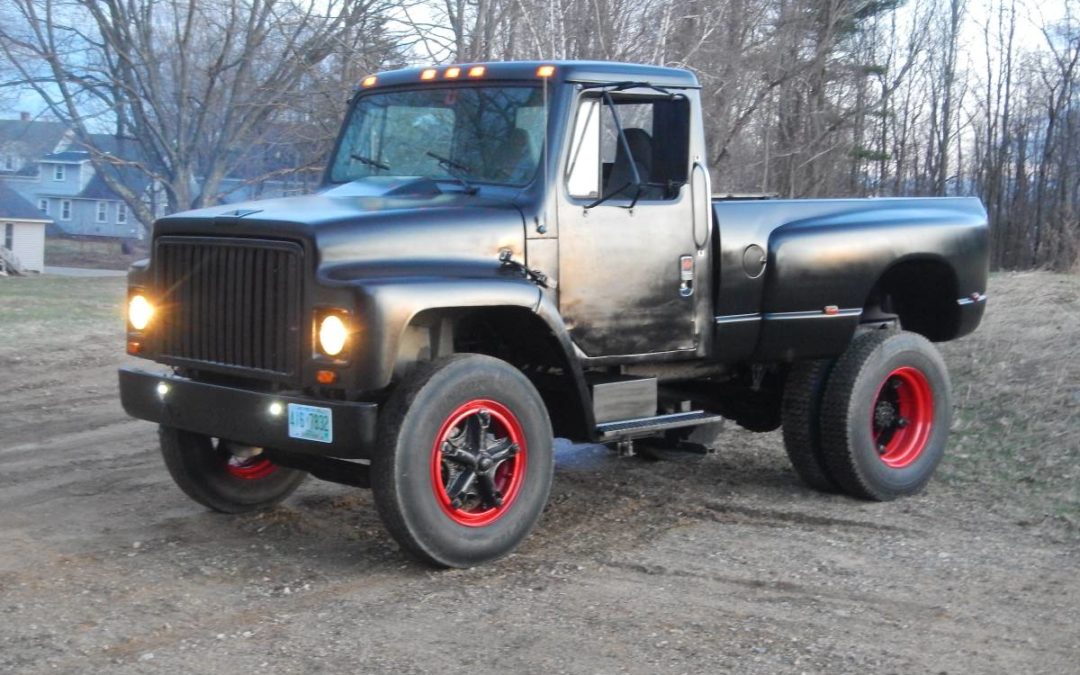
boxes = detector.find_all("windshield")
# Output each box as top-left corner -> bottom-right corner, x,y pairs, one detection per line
328,85 -> 546,187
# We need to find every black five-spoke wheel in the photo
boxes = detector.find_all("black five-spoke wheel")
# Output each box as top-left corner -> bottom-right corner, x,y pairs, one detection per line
372,354 -> 554,567
432,400 -> 526,526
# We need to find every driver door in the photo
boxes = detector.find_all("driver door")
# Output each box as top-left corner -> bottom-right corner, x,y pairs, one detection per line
556,91 -> 699,357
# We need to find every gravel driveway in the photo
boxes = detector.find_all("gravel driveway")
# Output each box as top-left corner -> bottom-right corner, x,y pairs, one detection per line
0,272 -> 1077,674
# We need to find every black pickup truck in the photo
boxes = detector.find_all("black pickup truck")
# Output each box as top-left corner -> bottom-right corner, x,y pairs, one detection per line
119,61 -> 988,567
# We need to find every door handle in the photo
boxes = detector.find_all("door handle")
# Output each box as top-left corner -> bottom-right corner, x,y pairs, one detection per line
679,255 -> 694,297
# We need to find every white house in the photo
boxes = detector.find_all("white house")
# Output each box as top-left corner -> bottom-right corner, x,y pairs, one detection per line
0,180 -> 50,273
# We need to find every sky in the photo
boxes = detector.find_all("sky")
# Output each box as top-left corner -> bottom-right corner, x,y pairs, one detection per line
1,0 -> 1073,121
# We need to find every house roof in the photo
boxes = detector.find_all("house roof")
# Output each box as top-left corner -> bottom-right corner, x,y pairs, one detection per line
0,180 -> 51,221
0,118 -> 69,176
85,133 -> 143,160
74,134 -> 151,200
79,172 -> 146,200
40,150 -> 91,163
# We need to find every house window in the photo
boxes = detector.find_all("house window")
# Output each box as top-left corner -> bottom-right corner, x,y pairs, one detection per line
4,223 -> 12,251
60,200 -> 72,220
117,203 -> 127,224
96,201 -> 108,223
53,164 -> 65,181
38,199 -> 48,214
3,155 -> 13,171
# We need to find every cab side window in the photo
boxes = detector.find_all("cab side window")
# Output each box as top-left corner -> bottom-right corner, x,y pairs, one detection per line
566,94 -> 690,201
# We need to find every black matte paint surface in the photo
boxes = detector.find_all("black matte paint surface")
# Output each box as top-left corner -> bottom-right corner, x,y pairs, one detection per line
122,60 -> 989,456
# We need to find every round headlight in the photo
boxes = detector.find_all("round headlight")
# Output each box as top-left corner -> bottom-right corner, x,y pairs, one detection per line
319,314 -> 348,356
128,294 -> 154,331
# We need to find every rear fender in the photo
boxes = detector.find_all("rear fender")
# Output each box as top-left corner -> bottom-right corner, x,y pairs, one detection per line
756,200 -> 988,360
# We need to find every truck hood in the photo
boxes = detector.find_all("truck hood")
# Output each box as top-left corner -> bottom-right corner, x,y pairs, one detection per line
152,177 -> 527,280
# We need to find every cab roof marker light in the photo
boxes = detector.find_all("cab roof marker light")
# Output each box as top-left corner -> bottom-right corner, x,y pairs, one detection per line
361,75 -> 377,87
536,65 -> 555,78
420,68 -> 437,80
445,66 -> 461,79
468,65 -> 486,78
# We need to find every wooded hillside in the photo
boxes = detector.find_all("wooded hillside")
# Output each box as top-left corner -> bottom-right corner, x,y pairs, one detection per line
1,0 -> 1076,269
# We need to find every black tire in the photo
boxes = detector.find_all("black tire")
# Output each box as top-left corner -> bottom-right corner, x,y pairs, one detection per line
781,359 -> 840,492
371,354 -> 554,568
820,331 -> 952,501
159,426 -> 307,514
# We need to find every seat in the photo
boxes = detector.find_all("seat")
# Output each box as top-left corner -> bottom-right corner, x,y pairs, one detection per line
493,128 -> 536,184
603,128 -> 653,198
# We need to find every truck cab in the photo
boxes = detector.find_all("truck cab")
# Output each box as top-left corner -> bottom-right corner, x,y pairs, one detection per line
120,61 -> 988,567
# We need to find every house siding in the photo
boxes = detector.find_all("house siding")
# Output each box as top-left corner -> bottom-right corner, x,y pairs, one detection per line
3,220 -> 47,272
5,164 -> 143,239
39,161 -> 84,194
63,198 -> 140,238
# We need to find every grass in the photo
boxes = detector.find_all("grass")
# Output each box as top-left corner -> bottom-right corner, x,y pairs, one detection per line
937,271 -> 1080,531
0,276 -> 127,357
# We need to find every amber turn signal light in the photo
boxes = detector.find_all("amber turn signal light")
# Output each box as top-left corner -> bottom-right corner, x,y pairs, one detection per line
316,370 -> 338,385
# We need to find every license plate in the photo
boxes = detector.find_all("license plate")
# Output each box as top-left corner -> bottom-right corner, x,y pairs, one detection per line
287,404 -> 333,443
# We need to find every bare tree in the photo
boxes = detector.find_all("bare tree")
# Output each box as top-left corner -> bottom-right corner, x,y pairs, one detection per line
0,0 -> 396,225
1,0 -> 1075,268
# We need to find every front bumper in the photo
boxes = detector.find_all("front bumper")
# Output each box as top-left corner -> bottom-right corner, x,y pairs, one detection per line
118,368 -> 378,459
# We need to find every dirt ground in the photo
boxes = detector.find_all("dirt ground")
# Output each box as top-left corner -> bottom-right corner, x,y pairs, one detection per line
0,272 -> 1077,674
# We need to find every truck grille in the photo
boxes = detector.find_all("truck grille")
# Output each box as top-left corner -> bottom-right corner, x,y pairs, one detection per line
154,237 -> 303,378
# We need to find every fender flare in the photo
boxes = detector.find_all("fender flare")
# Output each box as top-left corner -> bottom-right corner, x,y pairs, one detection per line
345,277 -> 592,432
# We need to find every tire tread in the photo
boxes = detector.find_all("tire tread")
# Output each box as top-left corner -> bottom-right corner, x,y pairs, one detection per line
781,359 -> 840,492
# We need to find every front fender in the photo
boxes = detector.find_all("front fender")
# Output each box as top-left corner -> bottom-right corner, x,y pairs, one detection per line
345,276 -> 543,391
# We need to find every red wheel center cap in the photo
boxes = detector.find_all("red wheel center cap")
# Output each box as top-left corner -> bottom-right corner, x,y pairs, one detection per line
872,367 -> 934,469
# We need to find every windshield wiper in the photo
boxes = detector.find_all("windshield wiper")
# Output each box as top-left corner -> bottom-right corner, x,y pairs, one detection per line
426,151 -> 478,194
351,153 -> 390,171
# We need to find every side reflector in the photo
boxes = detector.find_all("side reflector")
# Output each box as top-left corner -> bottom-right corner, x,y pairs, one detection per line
316,370 -> 338,385
361,75 -> 377,87
420,68 -> 437,80
823,305 -> 839,315
536,65 -> 555,78
445,66 -> 461,79
468,65 -> 486,78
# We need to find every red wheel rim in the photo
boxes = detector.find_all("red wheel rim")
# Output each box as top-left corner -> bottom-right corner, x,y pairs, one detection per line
871,366 -> 934,468
430,399 -> 527,527
224,455 -> 278,480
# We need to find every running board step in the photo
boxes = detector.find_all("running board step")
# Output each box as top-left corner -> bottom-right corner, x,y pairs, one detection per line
596,410 -> 724,440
